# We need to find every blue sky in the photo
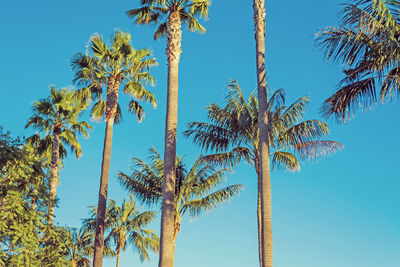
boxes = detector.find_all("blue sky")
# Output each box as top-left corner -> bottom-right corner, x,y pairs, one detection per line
1,0 -> 399,266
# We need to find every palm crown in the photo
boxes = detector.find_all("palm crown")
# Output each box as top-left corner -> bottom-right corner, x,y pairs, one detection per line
316,0 -> 400,122
127,0 -> 210,40
82,197 -> 159,265
25,87 -> 91,163
119,148 -> 242,239
64,228 -> 93,267
184,80 -> 343,172
72,31 -> 157,123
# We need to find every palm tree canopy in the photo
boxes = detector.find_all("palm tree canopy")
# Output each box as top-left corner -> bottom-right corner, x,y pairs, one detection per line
64,228 -> 93,267
25,87 -> 91,162
82,197 -> 159,262
316,0 -> 400,122
184,80 -> 343,172
118,148 -> 243,223
127,0 -> 210,40
72,31 -> 157,123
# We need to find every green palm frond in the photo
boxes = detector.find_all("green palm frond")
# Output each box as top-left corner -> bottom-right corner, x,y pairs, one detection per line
91,100 -> 106,120
293,140 -> 344,161
316,0 -> 400,121
200,147 -> 253,168
181,184 -> 243,218
271,151 -> 300,172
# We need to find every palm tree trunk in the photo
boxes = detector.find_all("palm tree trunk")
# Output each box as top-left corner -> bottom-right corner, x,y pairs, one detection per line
71,260 -> 77,267
159,10 -> 182,267
93,77 -> 119,267
257,172 -> 263,267
253,1 -> 273,267
116,248 -> 121,267
48,133 -> 60,225
255,155 -> 263,267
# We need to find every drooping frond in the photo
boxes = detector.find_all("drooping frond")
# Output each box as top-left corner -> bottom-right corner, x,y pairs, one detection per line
181,184 -> 243,218
271,151 -> 300,172
316,0 -> 400,121
293,140 -> 344,161
200,147 -> 253,168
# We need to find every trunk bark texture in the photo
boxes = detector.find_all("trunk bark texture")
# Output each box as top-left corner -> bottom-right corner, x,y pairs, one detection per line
158,10 -> 182,267
48,133 -> 60,225
255,155 -> 263,267
93,77 -> 120,267
253,1 -> 273,267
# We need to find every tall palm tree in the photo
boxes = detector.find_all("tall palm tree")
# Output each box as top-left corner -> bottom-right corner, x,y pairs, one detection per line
316,0 -> 400,122
126,2 -> 210,265
119,148 -> 242,257
184,80 -> 343,267
72,31 -> 157,266
83,197 -> 159,267
252,0 -> 270,265
25,87 -> 91,224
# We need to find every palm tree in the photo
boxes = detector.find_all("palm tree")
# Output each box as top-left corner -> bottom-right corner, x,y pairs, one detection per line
119,148 -> 242,257
184,80 -> 343,267
126,2 -> 210,265
65,228 -> 93,267
83,197 -> 159,267
71,31 -> 157,266
316,0 -> 400,122
252,0 -> 271,265
25,87 -> 91,224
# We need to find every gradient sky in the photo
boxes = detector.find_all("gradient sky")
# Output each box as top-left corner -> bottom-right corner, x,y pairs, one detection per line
1,0 -> 399,266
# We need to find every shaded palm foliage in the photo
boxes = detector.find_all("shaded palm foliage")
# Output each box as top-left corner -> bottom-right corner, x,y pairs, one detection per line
72,31 -> 157,265
82,198 -> 158,267
316,0 -> 400,122
25,87 -> 91,224
119,148 -> 242,255
184,80 -> 343,267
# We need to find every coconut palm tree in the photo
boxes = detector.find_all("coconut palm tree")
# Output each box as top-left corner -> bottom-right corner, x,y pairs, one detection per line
25,87 -> 91,224
252,0 -> 270,265
82,197 -> 159,267
71,31 -> 157,266
126,2 -> 210,265
118,148 -> 242,257
184,80 -> 343,267
316,0 -> 400,122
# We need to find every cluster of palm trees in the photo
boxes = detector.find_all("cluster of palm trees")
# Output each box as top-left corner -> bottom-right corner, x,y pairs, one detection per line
8,0 -> 399,266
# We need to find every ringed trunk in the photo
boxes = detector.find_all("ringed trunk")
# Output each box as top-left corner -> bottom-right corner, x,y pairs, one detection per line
93,77 -> 120,267
158,10 -> 182,267
255,156 -> 263,267
48,133 -> 60,225
253,1 -> 273,267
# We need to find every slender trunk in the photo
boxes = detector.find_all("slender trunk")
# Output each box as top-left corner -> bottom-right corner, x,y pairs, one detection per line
71,260 -> 77,267
158,10 -> 182,267
48,133 -> 60,225
255,155 -> 263,267
253,1 -> 273,267
116,248 -> 121,267
93,77 -> 119,267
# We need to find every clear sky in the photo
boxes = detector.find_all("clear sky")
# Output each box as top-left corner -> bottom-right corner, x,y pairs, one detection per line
1,0 -> 399,266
